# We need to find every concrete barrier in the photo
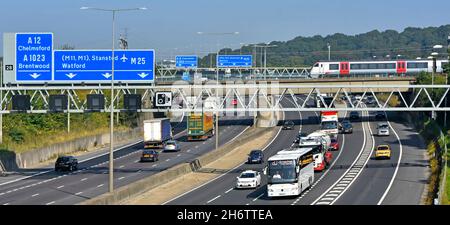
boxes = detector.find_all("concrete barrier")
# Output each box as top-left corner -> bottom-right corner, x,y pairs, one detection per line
80,126 -> 272,205
0,128 -> 142,171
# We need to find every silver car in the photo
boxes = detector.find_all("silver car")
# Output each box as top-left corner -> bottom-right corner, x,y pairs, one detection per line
377,123 -> 390,136
164,140 -> 181,152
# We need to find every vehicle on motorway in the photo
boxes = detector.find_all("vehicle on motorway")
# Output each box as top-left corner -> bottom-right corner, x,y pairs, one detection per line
143,118 -> 173,149
140,150 -> 159,162
187,113 -> 214,141
309,60 -> 447,78
377,123 -> 390,136
330,138 -> 339,151
55,156 -> 78,172
282,120 -> 295,130
247,150 -> 264,164
163,140 -> 181,152
365,95 -> 377,106
349,111 -> 360,121
299,133 -> 332,172
293,132 -> 308,144
315,94 -> 335,108
339,120 -> 353,134
375,111 -> 386,120
235,170 -> 261,189
320,111 -> 339,136
374,145 -> 391,160
264,147 -> 315,197
231,99 -> 238,105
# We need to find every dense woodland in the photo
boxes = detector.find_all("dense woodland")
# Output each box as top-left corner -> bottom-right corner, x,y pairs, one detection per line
199,25 -> 450,67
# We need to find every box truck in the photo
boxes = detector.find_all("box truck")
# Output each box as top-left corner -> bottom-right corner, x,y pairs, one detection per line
187,113 -> 214,141
143,118 -> 173,149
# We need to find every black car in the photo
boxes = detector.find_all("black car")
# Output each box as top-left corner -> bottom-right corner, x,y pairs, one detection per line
293,132 -> 308,144
140,150 -> 159,162
282,121 -> 295,130
340,121 -> 353,134
375,111 -> 386,119
247,150 -> 264,164
349,111 -> 360,121
55,156 -> 78,172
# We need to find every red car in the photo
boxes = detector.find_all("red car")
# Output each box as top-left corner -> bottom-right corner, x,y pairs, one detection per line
330,138 -> 339,151
231,99 -> 238,105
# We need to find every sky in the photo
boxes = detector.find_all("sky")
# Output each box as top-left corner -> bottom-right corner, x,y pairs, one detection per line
1,0 -> 450,61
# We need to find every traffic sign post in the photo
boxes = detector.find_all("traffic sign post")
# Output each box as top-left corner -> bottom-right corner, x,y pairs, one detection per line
54,49 -> 155,83
176,55 -> 198,68
217,55 -> 252,68
15,33 -> 53,82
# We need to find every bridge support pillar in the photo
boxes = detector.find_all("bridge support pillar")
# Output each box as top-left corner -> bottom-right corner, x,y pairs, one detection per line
255,95 -> 281,127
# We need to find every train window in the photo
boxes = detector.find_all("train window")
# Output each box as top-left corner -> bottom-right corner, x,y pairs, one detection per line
351,64 -> 361,70
378,64 -> 386,69
313,63 -> 319,67
386,63 -> 395,69
408,63 -> 417,68
329,64 -> 339,70
369,64 -> 377,69
360,64 -> 369,69
417,62 -> 428,68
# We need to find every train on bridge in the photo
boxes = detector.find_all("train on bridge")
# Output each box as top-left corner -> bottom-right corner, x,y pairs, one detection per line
310,59 -> 448,78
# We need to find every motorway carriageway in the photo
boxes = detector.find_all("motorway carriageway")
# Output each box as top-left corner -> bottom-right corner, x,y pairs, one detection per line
167,97 -> 428,205
0,115 -> 252,205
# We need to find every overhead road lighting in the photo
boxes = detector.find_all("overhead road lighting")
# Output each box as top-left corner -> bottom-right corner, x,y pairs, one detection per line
80,6 -> 146,193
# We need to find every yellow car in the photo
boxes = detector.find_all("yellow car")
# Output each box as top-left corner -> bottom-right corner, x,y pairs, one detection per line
375,145 -> 391,159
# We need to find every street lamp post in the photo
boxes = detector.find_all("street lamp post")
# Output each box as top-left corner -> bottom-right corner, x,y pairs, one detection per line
327,43 -> 331,61
81,6 -> 146,193
196,31 -> 239,153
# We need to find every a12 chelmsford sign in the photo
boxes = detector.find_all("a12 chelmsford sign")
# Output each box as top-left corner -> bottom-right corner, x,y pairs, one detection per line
15,33 -> 53,81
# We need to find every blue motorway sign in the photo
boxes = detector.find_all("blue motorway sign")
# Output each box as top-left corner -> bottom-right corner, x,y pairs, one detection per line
217,55 -> 252,67
54,50 -> 155,83
16,33 -> 53,81
176,55 -> 198,68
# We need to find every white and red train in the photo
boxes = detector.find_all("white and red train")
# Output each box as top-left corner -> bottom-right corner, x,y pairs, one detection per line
310,60 -> 448,78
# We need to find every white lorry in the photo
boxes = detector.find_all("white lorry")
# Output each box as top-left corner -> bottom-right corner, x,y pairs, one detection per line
320,111 -> 339,136
143,118 -> 173,149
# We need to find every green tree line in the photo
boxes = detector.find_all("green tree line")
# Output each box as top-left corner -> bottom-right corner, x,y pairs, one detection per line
199,25 -> 450,67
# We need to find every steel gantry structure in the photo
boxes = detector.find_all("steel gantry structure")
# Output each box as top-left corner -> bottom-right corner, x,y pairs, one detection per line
0,84 -> 450,113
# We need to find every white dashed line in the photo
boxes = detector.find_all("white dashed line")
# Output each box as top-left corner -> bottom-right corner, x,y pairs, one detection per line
0,193 -> 5,196
75,192 -> 83,195
253,193 -> 264,202
31,193 -> 39,197
97,184 -> 104,188
187,150 -> 191,152
177,154 -> 181,157
152,164 -> 158,167
134,160 -> 139,163
166,159 -> 170,162
119,165 -> 125,168
207,195 -> 221,204
81,178 -> 87,181
118,177 -> 125,180
3,202 -> 10,205
46,201 -> 55,205
225,188 -> 233,194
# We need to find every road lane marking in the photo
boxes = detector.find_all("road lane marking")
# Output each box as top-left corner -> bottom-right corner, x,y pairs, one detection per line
46,201 -> 55,205
311,108 -> 373,205
225,188 -> 234,194
377,113 -> 403,205
97,184 -> 104,188
75,192 -> 83,195
161,125 -> 253,205
166,159 -> 170,162
3,202 -> 10,205
187,150 -> 191,152
177,154 -> 181,157
31,193 -> 39,197
134,160 -> 139,163
0,140 -> 143,187
118,177 -> 125,180
119,165 -> 125,168
81,178 -> 87,181
252,193 -> 264,202
207,195 -> 221,204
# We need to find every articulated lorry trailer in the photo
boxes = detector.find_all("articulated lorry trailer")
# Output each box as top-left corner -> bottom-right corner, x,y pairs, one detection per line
143,118 -> 173,149
187,113 -> 214,141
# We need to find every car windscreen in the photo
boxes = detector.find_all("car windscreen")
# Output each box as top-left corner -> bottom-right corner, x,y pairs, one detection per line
377,146 -> 389,150
240,173 -> 256,178
250,151 -> 261,157
378,125 -> 389,129
143,151 -> 156,154
57,157 -> 70,162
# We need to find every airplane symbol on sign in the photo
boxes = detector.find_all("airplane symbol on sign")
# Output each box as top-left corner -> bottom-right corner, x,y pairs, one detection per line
121,54 -> 128,62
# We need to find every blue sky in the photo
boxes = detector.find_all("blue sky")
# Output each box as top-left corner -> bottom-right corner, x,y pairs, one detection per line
1,0 -> 450,60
